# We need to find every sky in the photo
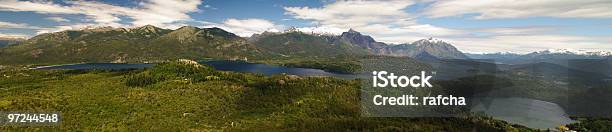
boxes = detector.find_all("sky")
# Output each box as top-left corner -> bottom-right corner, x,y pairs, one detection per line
0,0 -> 611,53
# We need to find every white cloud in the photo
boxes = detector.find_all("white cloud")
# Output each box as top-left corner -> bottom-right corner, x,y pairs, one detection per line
424,0 -> 612,19
0,21 -> 30,29
449,35 -> 612,54
284,0 -> 466,44
46,17 -> 69,22
0,33 -> 29,39
441,25 -> 612,53
476,26 -> 556,35
404,24 -> 464,36
0,21 -> 42,29
129,0 -> 202,26
0,0 -> 78,14
0,0 -> 202,30
203,4 -> 217,10
206,18 -> 284,37
34,23 -> 96,34
284,0 -> 416,27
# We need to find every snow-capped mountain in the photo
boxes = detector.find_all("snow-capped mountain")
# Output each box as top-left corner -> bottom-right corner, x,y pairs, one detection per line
530,49 -> 612,56
469,49 -> 612,57
466,48 -> 612,63
423,37 -> 446,44
379,37 -> 469,59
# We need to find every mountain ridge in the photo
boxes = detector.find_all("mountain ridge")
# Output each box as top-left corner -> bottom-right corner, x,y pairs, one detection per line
0,37 -> 25,48
467,48 -> 612,61
0,25 -> 263,64
0,25 -> 470,65
326,29 -> 469,59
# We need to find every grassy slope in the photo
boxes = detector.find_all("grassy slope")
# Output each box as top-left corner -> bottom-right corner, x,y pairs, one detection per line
0,61 -> 530,131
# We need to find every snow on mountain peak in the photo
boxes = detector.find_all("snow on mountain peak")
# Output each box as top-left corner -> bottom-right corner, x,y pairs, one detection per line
425,37 -> 445,43
534,48 -> 612,56
496,51 -> 519,55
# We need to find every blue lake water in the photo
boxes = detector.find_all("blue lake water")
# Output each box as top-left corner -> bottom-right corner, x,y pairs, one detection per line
34,60 -> 357,79
471,97 -> 575,129
204,61 -> 357,78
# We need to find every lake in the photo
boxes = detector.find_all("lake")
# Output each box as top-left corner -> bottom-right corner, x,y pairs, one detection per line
33,60 -> 357,79
471,97 -> 575,129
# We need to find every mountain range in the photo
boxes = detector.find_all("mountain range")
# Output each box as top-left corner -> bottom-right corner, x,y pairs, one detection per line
335,29 -> 469,59
467,49 -> 612,61
467,49 -> 612,77
0,37 -> 25,48
0,25 -> 268,64
509,62 -> 610,84
0,25 -> 470,65
5,24 -> 608,66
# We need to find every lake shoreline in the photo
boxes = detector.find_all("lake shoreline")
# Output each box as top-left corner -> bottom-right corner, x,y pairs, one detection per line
31,60 -> 359,79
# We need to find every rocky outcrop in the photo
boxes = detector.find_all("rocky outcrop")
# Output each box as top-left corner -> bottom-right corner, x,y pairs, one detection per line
337,29 -> 387,50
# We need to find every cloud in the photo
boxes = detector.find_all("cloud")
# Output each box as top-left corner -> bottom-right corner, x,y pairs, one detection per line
35,23 -> 111,34
448,34 -> 612,53
0,21 -> 42,29
0,21 -> 30,29
129,0 -> 202,26
46,17 -> 70,22
424,0 -> 612,19
0,33 -> 29,39
205,18 -> 284,37
35,25 -> 83,35
0,0 -> 78,14
403,24 -> 465,36
284,0 -> 466,44
439,25 -> 612,53
203,4 -> 217,10
475,26 -> 557,35
0,0 -> 202,29
284,0 -> 416,27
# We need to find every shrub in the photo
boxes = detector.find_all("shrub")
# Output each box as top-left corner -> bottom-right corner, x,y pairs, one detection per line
125,71 -> 164,87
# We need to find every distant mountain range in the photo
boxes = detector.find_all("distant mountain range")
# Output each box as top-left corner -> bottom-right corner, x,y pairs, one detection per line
381,38 -> 469,59
467,49 -> 612,61
509,62 -> 610,83
531,49 -> 612,56
0,37 -> 25,48
467,49 -> 612,76
336,29 -> 469,59
3,24 -> 610,69
248,30 -> 369,58
0,25 -> 469,64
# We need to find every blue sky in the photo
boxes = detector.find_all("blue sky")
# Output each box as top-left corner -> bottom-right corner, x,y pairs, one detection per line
0,0 -> 611,53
